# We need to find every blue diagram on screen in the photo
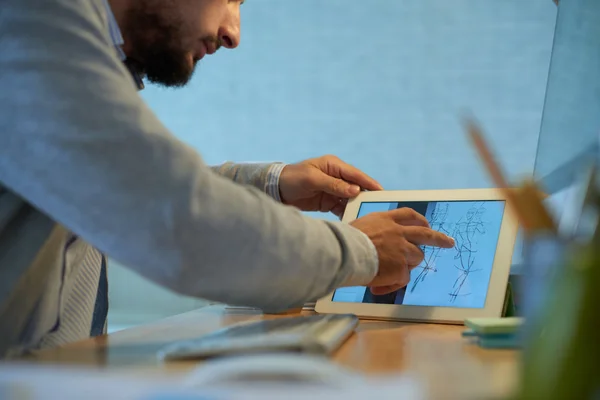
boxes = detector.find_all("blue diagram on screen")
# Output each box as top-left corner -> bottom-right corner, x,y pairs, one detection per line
332,200 -> 505,308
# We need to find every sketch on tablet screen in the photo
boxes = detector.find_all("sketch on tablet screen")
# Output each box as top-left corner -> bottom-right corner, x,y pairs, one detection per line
332,199 -> 505,309
409,203 -> 450,293
402,201 -> 504,308
448,203 -> 488,302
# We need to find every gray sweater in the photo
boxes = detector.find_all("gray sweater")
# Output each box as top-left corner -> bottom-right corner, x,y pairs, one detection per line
0,0 -> 377,356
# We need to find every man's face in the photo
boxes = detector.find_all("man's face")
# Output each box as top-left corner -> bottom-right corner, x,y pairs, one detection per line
122,0 -> 243,88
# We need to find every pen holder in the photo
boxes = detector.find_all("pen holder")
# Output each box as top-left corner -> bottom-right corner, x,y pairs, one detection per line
515,235 -> 600,399
518,234 -> 568,342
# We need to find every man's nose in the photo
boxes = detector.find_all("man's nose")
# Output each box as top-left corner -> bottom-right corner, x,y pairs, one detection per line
218,13 -> 240,49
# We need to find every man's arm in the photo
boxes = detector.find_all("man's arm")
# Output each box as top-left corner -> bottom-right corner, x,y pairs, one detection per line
210,163 -> 285,202
0,0 -> 377,312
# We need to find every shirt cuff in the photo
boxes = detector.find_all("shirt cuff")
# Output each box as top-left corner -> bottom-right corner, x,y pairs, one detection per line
265,163 -> 287,202
336,224 -> 380,287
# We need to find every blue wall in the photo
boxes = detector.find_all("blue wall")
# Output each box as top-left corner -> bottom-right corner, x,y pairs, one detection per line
142,0 -> 556,194
107,1 -> 558,329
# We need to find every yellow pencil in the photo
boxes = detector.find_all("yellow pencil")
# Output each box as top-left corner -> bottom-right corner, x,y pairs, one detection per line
463,117 -> 556,234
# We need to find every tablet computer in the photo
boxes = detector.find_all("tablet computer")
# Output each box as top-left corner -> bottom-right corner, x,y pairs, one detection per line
315,189 -> 519,324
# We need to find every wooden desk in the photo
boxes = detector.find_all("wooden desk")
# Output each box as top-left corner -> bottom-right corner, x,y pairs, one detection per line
25,305 -> 519,399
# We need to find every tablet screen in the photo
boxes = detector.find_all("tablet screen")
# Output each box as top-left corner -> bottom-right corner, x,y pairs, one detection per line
333,200 -> 506,308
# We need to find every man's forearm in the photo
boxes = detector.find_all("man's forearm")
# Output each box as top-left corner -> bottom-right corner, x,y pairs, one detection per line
210,162 -> 286,202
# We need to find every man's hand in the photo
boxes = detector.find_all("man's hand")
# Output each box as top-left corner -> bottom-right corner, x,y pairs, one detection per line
278,155 -> 383,217
350,208 -> 455,295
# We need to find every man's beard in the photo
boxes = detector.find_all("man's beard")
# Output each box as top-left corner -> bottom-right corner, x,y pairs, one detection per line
123,3 -> 196,88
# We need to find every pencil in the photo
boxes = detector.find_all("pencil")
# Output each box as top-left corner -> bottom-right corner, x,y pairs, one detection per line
463,117 -> 556,234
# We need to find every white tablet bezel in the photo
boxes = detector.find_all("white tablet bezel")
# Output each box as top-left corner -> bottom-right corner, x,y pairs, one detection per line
315,188 -> 519,324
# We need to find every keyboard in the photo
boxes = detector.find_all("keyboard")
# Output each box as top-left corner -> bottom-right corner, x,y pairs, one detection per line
157,313 -> 359,361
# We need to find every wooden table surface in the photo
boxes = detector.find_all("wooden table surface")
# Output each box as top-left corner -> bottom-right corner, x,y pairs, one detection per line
23,305 -> 520,399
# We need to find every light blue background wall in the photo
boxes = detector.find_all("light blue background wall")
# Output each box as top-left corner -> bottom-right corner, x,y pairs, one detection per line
108,0 -> 558,329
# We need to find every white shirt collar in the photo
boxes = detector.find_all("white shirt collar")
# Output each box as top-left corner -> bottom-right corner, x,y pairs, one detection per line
101,0 -> 145,90
102,0 -> 126,61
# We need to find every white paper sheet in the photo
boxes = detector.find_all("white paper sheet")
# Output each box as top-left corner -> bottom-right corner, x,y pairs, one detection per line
0,364 -> 424,400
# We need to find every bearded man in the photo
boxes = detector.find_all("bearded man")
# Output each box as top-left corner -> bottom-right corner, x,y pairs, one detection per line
0,0 -> 454,358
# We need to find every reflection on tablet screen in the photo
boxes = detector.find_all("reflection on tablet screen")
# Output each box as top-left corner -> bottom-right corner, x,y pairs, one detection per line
333,200 -> 506,308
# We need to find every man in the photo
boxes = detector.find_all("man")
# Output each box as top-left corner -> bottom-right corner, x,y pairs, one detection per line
0,0 -> 454,358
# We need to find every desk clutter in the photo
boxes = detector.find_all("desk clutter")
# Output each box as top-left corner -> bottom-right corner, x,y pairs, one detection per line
466,118 -> 600,400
